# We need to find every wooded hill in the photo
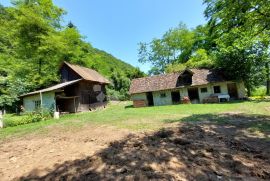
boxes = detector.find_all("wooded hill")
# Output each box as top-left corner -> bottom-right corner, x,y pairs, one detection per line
0,0 -> 144,110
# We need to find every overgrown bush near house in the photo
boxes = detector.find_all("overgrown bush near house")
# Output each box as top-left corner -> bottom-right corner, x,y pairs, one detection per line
107,88 -> 129,101
251,86 -> 266,97
3,109 -> 52,128
181,96 -> 191,104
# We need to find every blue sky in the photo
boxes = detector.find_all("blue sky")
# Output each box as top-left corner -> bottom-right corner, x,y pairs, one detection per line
1,0 -> 206,72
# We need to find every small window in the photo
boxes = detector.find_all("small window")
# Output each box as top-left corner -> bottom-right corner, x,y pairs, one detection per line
34,100 -> 41,109
201,87 -> 208,93
214,86 -> 221,93
160,93 -> 166,98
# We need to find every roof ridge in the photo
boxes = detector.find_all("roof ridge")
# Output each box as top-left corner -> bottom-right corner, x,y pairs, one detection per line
132,72 -> 181,81
62,61 -> 110,84
129,68 -> 228,94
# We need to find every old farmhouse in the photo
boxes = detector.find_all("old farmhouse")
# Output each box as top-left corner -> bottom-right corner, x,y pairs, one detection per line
129,69 -> 246,107
21,62 -> 110,113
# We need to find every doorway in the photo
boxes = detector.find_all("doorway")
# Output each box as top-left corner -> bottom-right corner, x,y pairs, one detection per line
146,92 -> 154,106
227,83 -> 238,99
171,91 -> 180,104
188,88 -> 199,103
56,97 -> 78,113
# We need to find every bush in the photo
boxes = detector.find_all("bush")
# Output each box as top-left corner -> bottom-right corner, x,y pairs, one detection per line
107,88 -> 129,101
251,86 -> 266,97
181,96 -> 191,104
3,109 -> 52,128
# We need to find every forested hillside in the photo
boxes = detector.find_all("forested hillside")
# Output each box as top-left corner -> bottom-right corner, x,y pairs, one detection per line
0,0 -> 144,110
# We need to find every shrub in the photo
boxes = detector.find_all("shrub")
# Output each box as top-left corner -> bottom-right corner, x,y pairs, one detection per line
181,96 -> 191,104
3,109 -> 52,128
107,88 -> 128,101
251,86 -> 266,97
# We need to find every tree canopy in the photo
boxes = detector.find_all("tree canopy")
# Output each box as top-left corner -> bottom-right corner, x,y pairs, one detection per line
204,0 -> 270,95
138,23 -> 215,75
0,0 -> 144,110
138,0 -> 270,96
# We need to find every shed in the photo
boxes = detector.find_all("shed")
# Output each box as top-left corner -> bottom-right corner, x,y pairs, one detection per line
21,62 -> 110,113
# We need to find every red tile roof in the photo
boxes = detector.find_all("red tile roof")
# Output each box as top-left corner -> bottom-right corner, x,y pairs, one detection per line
129,69 -> 228,94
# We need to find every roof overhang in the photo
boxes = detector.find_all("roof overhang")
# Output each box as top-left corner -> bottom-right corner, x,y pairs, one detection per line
20,79 -> 82,97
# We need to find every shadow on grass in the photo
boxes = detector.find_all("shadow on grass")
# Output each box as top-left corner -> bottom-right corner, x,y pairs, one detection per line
163,113 -> 270,135
124,105 -> 134,109
20,113 -> 270,180
249,99 -> 270,103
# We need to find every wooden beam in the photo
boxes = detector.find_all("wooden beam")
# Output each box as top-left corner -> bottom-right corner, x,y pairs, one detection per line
40,91 -> 43,116
74,97 -> 76,113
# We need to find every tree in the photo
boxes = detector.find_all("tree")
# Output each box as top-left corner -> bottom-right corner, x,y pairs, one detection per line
138,23 -> 217,75
126,67 -> 146,79
204,0 -> 270,95
138,23 -> 195,74
185,49 -> 214,68
0,0 -> 142,110
214,41 -> 267,96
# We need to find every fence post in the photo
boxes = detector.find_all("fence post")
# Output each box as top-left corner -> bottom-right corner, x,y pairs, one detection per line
0,111 -> 3,128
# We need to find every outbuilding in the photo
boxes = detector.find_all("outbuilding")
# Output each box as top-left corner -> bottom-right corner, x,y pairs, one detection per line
21,62 -> 110,113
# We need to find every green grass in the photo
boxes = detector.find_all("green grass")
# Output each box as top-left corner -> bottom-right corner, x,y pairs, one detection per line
1,101 -> 270,140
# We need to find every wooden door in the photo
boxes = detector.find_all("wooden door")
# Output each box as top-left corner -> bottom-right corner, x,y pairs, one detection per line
171,91 -> 180,104
146,92 -> 154,106
227,83 -> 238,99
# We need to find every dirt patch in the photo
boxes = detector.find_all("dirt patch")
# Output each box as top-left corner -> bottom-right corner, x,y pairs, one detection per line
1,113 -> 270,180
0,125 -> 131,181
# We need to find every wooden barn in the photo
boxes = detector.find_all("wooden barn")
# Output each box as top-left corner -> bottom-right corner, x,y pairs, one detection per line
21,62 -> 110,113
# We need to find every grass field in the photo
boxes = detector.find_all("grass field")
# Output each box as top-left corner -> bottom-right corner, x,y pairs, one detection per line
1,100 -> 270,140
1,101 -> 270,180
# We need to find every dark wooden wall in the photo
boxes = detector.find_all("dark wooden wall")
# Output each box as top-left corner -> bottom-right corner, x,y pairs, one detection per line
177,71 -> 193,86
59,80 -> 107,112
60,64 -> 81,82
78,81 -> 107,103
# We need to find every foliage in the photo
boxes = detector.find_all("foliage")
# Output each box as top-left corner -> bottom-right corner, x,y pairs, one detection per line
185,49 -> 214,68
165,49 -> 214,73
181,96 -> 191,104
106,88 -> 126,101
3,109 -> 51,127
140,0 -> 270,96
213,41 -> 267,95
138,23 -> 195,74
251,86 -> 267,97
165,64 -> 186,74
204,0 -> 270,95
0,0 -> 144,109
139,23 -> 215,75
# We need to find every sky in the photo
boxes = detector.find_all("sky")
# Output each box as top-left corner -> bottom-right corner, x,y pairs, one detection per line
1,0 -> 206,72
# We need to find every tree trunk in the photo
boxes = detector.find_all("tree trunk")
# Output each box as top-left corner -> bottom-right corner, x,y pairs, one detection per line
266,62 -> 270,95
246,84 -> 251,97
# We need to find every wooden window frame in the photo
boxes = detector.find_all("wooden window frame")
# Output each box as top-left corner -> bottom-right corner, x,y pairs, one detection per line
160,93 -> 166,98
34,100 -> 41,109
213,86 -> 221,94
201,87 -> 208,93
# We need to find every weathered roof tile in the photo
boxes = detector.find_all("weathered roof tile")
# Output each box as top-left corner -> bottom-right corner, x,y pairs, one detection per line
129,69 -> 228,94
63,62 -> 110,84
